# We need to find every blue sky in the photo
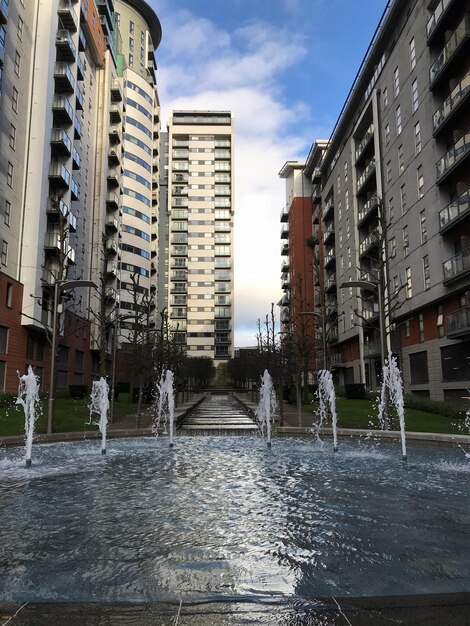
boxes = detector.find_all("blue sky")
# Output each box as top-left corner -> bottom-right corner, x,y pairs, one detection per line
149,0 -> 388,346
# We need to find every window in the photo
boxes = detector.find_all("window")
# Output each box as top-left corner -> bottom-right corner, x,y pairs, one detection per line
0,360 -> 5,392
129,20 -> 134,33
383,86 -> 388,108
409,37 -> 416,70
420,210 -> 427,242
386,160 -> 392,182
405,267 -> 412,299
403,225 -> 409,256
1,240 -> 8,266
423,255 -> 430,290
6,283 -> 12,308
7,162 -> 13,187
388,197 -> 394,223
418,312 -> 425,343
389,236 -> 396,258
344,161 -> 348,183
75,350 -> 84,368
393,66 -> 400,97
17,16 -> 24,41
0,326 -> 7,353
437,304 -> 444,338
410,351 -> 429,384
14,51 -> 21,76
9,125 -> 16,150
347,246 -> 351,268
385,123 -> 390,145
405,319 -> 411,337
396,105 -> 402,135
398,144 -> 404,174
414,121 -> 421,154
417,165 -> 424,198
411,79 -> 419,112
400,184 -> 407,214
441,342 -> 470,381
12,88 -> 18,113
393,275 -> 399,293
4,200 -> 11,226
128,53 -> 133,67
141,31 -> 145,44
129,36 -> 134,50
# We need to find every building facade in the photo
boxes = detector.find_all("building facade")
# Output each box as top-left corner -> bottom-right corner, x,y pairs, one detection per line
299,0 -> 469,401
166,111 -> 235,364
0,0 -> 162,393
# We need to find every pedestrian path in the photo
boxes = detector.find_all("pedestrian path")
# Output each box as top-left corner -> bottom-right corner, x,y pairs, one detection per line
179,393 -> 259,436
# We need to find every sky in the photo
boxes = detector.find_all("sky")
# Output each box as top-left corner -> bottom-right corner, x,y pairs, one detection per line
149,0 -> 388,347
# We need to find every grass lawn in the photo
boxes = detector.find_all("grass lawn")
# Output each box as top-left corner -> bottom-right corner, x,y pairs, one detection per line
313,397 -> 467,435
0,394 -> 135,437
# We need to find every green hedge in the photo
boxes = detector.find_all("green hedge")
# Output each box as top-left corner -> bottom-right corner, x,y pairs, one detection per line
404,394 -> 467,419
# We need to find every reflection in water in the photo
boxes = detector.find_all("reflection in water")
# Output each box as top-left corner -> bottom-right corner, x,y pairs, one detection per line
0,437 -> 469,603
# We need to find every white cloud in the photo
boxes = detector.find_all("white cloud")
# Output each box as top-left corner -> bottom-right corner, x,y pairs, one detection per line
155,8 -> 313,347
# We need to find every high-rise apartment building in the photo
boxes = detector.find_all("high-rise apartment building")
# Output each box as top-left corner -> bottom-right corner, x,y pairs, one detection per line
296,0 -> 469,401
166,111 -> 235,363
0,0 -> 162,393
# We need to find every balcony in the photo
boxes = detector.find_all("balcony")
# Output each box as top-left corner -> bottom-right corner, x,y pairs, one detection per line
281,242 -> 289,256
46,199 -> 75,232
280,293 -> 290,307
75,85 -> 84,110
0,27 -> 4,66
281,259 -> 289,273
95,0 -> 114,29
72,146 -> 81,170
109,105 -> 122,124
429,15 -> 470,90
327,323 -> 338,343
44,233 -> 61,251
324,247 -> 336,267
50,128 -> 72,155
57,0 -> 78,32
110,80 -> 123,102
436,130 -> 470,184
281,273 -> 290,290
48,163 -> 70,188
106,240 -> 118,255
313,204 -> 320,224
323,197 -> 334,219
78,27 -> 86,52
108,148 -> 121,166
76,54 -> 84,81
359,231 -> 379,258
105,216 -> 119,232
106,261 -> 118,277
427,0 -> 458,42
445,306 -> 470,338
280,224 -> 289,239
443,246 -> 470,283
439,187 -> 470,233
109,127 -> 121,145
0,0 -> 8,24
362,302 -> 378,322
355,124 -> 374,163
311,167 -> 321,183
356,158 -> 376,195
330,353 -> 345,368
433,71 -> 470,135
280,205 -> 289,222
54,62 -> 75,93
73,115 -> 82,139
106,192 -> 119,211
325,273 -> 337,293
52,96 -> 74,125
70,177 -> 79,200
107,168 -> 120,188
323,221 -> 335,243
358,195 -> 379,224
364,339 -> 382,357
55,29 -> 76,61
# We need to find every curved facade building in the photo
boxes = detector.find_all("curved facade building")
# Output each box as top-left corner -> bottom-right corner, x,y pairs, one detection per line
115,0 -> 161,331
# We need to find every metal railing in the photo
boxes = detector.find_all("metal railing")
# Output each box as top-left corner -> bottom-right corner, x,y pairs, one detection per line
443,246 -> 470,282
429,15 -> 470,86
433,71 -> 470,132
439,187 -> 470,231
436,130 -> 470,181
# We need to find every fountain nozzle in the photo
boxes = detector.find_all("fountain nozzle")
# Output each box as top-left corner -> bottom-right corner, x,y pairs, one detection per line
25,458 -> 32,468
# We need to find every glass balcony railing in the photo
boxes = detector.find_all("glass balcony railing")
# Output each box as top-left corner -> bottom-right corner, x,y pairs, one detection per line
439,187 -> 470,231
280,205 -> 289,222
358,195 -> 378,223
0,0 -> 9,24
55,29 -> 76,60
323,197 -> 334,218
325,273 -> 337,291
359,231 -> 379,256
427,0 -> 456,40
324,248 -> 336,265
436,130 -> 470,182
323,222 -> 335,241
356,158 -> 376,193
57,0 -> 78,32
445,306 -> 470,337
49,163 -> 70,186
355,124 -> 374,162
429,15 -> 470,87
280,224 -> 289,239
433,71 -> 470,133
443,246 -> 470,282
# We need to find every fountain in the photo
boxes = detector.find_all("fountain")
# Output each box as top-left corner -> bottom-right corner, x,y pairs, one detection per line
89,377 -> 110,455
15,366 -> 40,468
316,369 -> 338,452
378,354 -> 407,461
255,369 -> 277,447
154,369 -> 175,447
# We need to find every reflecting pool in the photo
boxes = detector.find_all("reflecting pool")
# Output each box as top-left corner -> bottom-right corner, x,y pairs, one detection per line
0,437 -> 469,603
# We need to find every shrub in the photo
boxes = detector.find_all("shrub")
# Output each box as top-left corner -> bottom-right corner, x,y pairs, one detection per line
0,392 -> 17,408
344,383 -> 366,399
404,394 -> 466,419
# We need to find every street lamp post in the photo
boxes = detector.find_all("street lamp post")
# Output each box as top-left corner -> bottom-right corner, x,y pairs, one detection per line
47,279 -> 97,434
